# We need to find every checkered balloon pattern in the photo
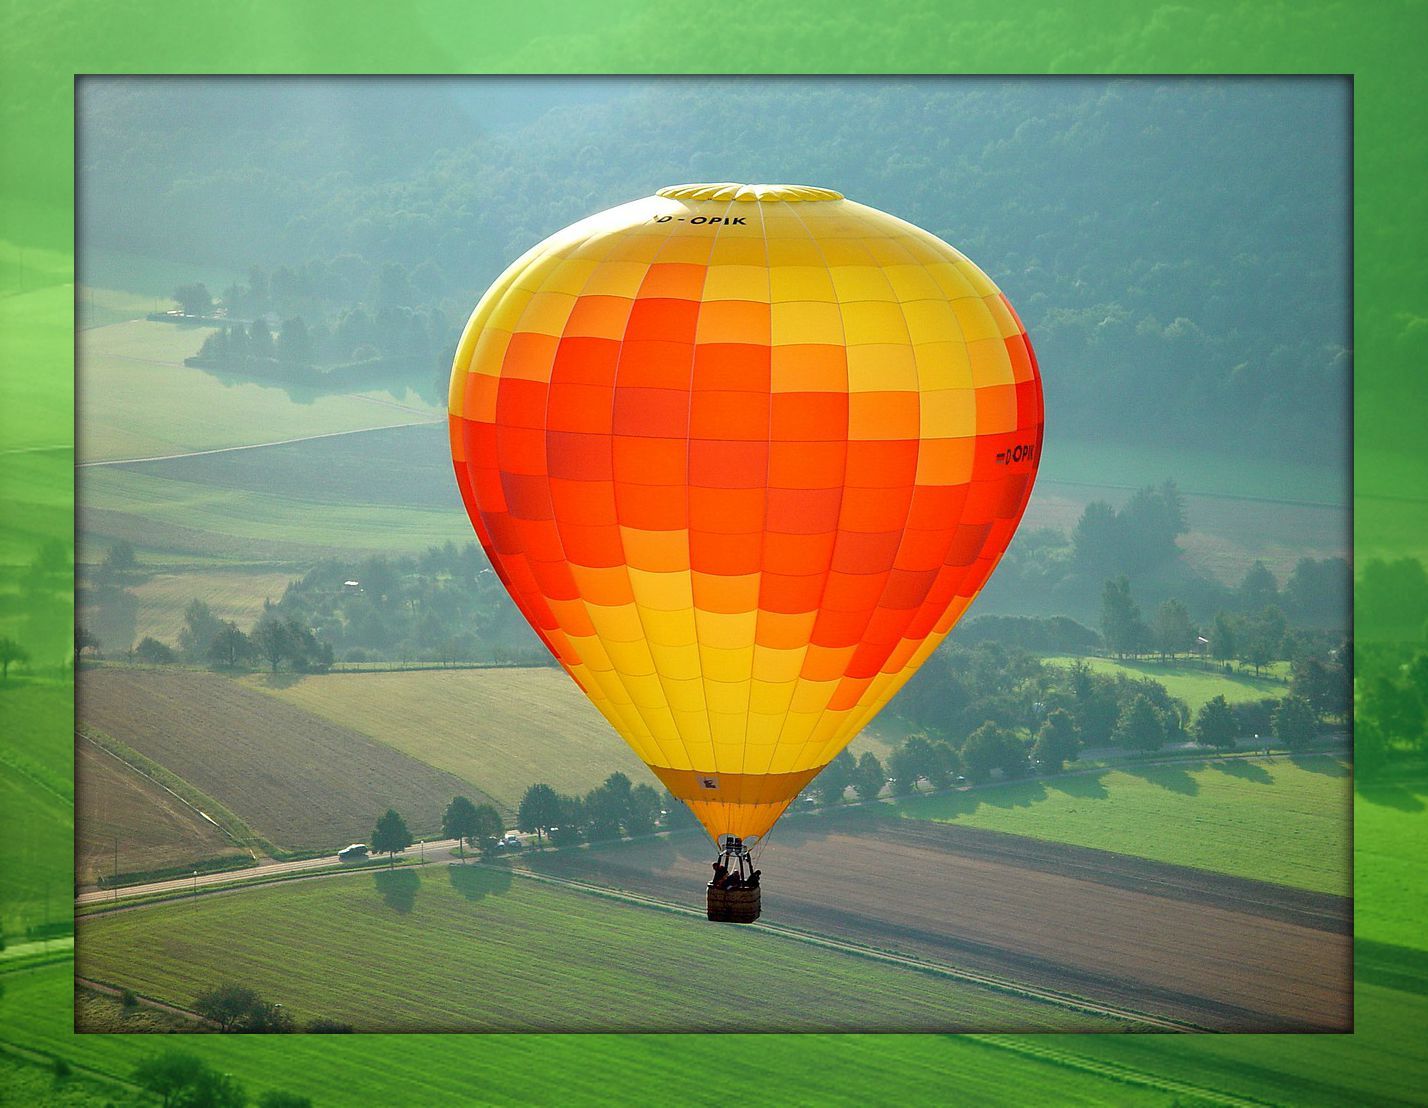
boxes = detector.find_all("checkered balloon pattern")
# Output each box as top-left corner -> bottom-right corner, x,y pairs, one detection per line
449,183 -> 1043,843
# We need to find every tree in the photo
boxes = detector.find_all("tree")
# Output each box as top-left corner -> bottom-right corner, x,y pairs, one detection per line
1032,707 -> 1080,772
1072,500 -> 1120,571
1194,694 -> 1237,750
1101,576 -> 1148,658
853,751 -> 885,801
251,616 -> 292,674
102,539 -> 137,576
277,316 -> 314,364
173,282 -> 213,316
815,749 -> 857,805
1153,599 -> 1195,661
442,796 -> 480,860
1210,611 -> 1238,665
259,1092 -> 315,1108
1238,560 -> 1279,613
242,999 -> 294,1033
134,1051 -> 209,1106
516,783 -> 561,845
1113,694 -> 1166,751
371,808 -> 412,866
186,1068 -> 247,1107
1272,695 -> 1319,753
961,721 -> 1023,783
135,636 -> 176,664
926,740 -> 962,788
471,803 -> 504,854
625,783 -> 662,835
1239,606 -> 1286,675
193,984 -> 264,1033
75,625 -> 99,664
179,599 -> 224,660
0,637 -> 29,679
661,790 -> 699,830
206,622 -> 252,669
584,774 -> 631,840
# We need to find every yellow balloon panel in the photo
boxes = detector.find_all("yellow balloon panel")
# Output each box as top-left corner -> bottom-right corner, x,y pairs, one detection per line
450,184 -> 1043,842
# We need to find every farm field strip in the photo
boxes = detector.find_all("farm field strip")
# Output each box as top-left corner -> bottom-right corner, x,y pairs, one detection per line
74,867 -> 1120,1033
75,736 -> 244,884
78,667 -> 488,851
81,567 -> 299,649
243,668 -> 653,811
518,814 -> 1350,1031
507,864 -> 1195,1031
891,754 -> 1351,895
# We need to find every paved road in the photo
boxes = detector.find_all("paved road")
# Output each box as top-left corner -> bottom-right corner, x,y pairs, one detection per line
74,838 -> 467,905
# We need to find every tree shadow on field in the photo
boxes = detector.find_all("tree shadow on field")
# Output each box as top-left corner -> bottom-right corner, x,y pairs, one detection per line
1043,771 -> 1110,801
448,864 -> 512,902
1356,782 -> 1427,813
1210,758 -> 1272,785
1120,760 -> 1198,796
372,868 -> 420,913
1291,753 -> 1352,778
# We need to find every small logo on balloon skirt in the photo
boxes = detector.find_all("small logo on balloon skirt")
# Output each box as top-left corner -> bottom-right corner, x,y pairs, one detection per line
698,775 -> 720,791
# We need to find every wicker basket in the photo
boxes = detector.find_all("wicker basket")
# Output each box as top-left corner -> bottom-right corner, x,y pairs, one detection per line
707,885 -> 761,923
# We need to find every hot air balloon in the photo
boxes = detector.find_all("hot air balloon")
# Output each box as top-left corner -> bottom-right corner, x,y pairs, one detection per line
449,183 -> 1042,921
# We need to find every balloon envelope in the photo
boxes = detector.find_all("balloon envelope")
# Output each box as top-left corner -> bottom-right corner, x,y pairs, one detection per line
449,183 -> 1042,843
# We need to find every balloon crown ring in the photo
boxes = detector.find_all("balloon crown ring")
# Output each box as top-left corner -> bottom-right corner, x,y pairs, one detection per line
655,182 -> 844,203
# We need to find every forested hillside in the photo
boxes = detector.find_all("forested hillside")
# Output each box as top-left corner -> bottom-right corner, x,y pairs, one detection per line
79,76 -> 1348,459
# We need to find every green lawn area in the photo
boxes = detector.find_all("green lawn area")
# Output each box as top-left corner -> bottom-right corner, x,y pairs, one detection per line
1355,774 -> 1428,952
0,683 -> 74,936
75,866 -> 1115,1034
77,319 -> 441,463
1040,654 -> 1290,712
891,754 -> 1351,895
5,963 -> 1185,1107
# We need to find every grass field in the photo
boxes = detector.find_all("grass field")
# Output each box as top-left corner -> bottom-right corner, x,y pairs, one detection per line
75,866 -> 1121,1033
78,667 -> 488,852
80,465 -> 470,560
77,319 -> 442,463
0,683 -> 74,936
891,754 -> 1350,895
5,965 -> 1192,1106
1355,774 -> 1428,952
1040,654 -> 1290,711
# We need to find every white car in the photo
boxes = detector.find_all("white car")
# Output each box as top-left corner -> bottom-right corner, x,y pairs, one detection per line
337,843 -> 369,862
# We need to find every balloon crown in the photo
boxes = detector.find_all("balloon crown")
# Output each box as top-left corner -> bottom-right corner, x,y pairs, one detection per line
656,183 -> 844,203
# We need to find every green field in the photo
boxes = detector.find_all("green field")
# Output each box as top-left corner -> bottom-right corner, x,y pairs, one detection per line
81,465 -> 469,560
75,867 -> 1118,1033
892,754 -> 1351,895
77,319 -> 441,463
1040,654 -> 1290,712
8,964 -> 1194,1106
1355,774 -> 1428,952
0,683 -> 74,936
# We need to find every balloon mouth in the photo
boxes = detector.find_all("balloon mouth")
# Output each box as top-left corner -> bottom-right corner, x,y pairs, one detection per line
656,182 -> 844,203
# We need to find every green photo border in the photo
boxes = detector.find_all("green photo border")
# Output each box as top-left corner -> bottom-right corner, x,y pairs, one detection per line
2,1 -> 1424,1101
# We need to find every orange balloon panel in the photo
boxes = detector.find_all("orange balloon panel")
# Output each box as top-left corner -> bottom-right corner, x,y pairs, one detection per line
449,183 -> 1043,843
